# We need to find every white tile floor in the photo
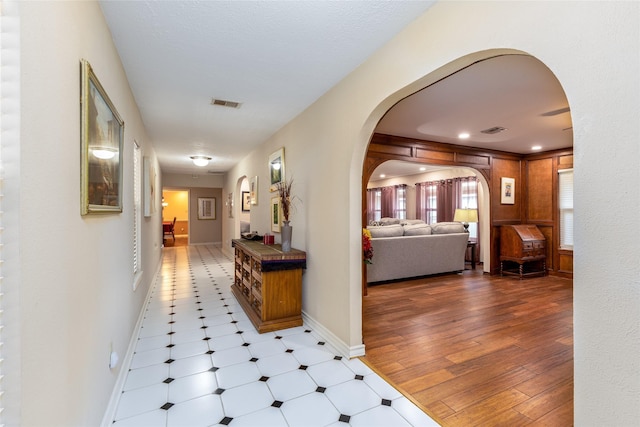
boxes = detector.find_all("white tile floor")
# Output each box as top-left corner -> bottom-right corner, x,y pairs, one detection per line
112,244 -> 439,427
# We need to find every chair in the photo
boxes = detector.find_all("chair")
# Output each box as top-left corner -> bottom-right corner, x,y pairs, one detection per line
163,217 -> 176,242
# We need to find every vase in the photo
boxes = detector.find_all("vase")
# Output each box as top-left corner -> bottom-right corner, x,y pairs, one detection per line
281,220 -> 292,252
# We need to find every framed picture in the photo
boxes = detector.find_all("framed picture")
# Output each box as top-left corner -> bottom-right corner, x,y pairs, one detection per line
269,147 -> 285,192
242,191 -> 251,212
250,175 -> 258,205
143,156 -> 156,217
501,177 -> 515,204
270,197 -> 281,233
80,59 -> 124,215
198,197 -> 216,220
226,193 -> 233,218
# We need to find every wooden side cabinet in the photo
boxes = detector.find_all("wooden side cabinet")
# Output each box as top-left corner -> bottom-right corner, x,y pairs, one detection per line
500,224 -> 546,279
231,239 -> 306,333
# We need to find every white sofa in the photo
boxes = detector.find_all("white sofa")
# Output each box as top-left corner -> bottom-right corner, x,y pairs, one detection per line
366,220 -> 469,283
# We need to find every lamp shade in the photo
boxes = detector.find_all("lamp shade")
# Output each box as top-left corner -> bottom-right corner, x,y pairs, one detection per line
453,208 -> 478,223
190,155 -> 211,167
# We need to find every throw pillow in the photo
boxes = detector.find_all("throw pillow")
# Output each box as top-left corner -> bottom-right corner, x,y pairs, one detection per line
400,219 -> 426,226
379,217 -> 401,225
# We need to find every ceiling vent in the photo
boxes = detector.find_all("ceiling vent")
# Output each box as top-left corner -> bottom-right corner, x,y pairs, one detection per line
540,107 -> 570,117
211,98 -> 241,109
481,126 -> 506,135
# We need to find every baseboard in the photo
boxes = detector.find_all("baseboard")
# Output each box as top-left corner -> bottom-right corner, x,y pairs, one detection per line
100,261 -> 162,427
302,311 -> 365,359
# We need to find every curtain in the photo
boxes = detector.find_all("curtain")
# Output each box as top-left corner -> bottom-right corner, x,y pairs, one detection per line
366,188 -> 378,224
380,186 -> 397,218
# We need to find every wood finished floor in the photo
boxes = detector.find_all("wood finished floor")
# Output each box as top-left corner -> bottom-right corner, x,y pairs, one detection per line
362,269 -> 573,426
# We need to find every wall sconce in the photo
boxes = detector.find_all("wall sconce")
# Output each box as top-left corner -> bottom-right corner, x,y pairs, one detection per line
453,208 -> 478,232
190,155 -> 211,167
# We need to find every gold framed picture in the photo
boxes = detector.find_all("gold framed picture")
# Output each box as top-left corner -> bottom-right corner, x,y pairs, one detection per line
269,148 -> 285,192
80,59 -> 124,215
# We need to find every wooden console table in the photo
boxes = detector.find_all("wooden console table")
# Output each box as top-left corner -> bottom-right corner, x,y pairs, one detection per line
231,239 -> 306,333
500,224 -> 546,279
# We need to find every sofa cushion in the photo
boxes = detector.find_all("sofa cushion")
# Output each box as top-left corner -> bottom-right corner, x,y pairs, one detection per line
379,217 -> 401,225
431,222 -> 465,234
368,224 -> 404,238
403,223 -> 432,236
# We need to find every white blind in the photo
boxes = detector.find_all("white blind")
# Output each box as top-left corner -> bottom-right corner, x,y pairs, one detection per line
558,169 -> 574,249
133,141 -> 141,285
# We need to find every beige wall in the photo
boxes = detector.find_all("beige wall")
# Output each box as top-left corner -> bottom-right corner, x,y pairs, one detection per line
223,2 -> 639,425
6,1 -> 164,425
189,187 -> 223,244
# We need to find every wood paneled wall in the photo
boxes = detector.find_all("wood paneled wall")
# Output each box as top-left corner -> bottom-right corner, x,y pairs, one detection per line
365,133 -> 573,277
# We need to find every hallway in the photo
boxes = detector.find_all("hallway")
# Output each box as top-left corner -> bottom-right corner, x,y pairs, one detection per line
111,244 -> 438,426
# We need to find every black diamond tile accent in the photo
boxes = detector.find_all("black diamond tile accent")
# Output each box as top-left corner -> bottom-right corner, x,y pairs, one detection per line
167,331 -> 175,335
160,402 -> 174,410
338,414 -> 350,423
200,326 -> 208,329
318,341 -> 325,346
168,321 -> 175,324
199,316 -> 205,319
231,320 -> 238,324
250,357 -> 259,362
316,386 -> 326,393
163,377 -> 175,384
286,349 -> 294,353
334,356 -> 343,360
299,365 -> 308,370
259,376 -> 269,382
242,343 -> 251,347
209,366 -> 219,372
305,329 -> 312,333
381,398 -> 392,407
203,337 -> 211,341
227,312 -> 233,315
236,331 -> 244,334
205,350 -> 214,355
272,400 -> 283,408
169,312 -> 175,316
164,359 -> 175,364
275,336 -> 283,340
166,344 -> 175,348
213,388 -> 225,394
197,308 -> 203,311
355,374 -> 364,380
219,417 -> 233,425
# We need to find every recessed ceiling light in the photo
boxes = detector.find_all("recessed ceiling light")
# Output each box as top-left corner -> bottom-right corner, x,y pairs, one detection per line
379,174 -> 386,178
419,167 -> 426,171
190,155 -> 212,167
532,145 -> 542,151
458,132 -> 470,139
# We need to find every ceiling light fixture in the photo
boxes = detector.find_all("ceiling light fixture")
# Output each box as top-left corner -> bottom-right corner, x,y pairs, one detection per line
458,132 -> 470,139
481,126 -> 506,135
419,167 -> 426,172
379,174 -> 386,178
531,145 -> 542,151
190,155 -> 212,167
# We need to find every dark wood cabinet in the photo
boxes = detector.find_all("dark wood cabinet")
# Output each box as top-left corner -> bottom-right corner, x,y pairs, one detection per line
232,239 -> 306,333
500,224 -> 546,279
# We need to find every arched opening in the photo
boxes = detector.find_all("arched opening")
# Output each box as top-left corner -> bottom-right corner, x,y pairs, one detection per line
359,51 -> 574,423
234,175 -> 251,238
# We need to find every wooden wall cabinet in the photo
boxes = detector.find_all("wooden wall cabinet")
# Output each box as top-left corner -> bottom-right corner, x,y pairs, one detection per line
232,239 -> 306,333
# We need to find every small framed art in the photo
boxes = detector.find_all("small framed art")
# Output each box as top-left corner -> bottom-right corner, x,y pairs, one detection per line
501,177 -> 515,204
269,148 -> 285,192
198,197 -> 216,220
270,197 -> 281,233
242,191 -> 251,212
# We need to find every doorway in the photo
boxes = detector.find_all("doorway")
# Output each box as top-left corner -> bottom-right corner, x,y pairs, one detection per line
162,189 -> 189,246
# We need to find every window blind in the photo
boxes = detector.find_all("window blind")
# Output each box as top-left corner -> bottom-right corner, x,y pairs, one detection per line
558,169 -> 574,249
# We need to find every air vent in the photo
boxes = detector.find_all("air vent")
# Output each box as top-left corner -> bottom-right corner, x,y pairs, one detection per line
481,126 -> 506,135
211,98 -> 241,109
540,107 -> 570,117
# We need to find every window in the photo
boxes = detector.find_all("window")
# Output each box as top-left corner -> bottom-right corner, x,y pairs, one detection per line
372,189 -> 381,221
461,179 -> 478,240
558,169 -> 574,249
395,185 -> 407,220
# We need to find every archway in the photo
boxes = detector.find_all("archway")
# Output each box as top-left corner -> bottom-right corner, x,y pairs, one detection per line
234,175 -> 251,238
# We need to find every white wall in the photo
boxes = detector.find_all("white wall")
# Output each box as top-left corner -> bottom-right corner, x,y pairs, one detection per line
5,1 -> 163,425
224,1 -> 639,424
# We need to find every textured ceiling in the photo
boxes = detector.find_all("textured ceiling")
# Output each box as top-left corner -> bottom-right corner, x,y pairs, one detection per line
99,0 -> 436,174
